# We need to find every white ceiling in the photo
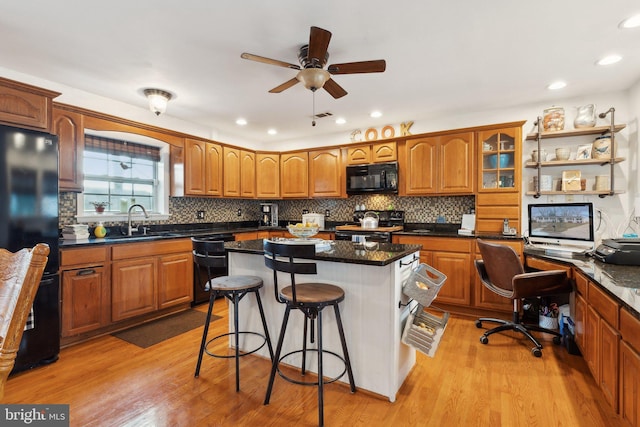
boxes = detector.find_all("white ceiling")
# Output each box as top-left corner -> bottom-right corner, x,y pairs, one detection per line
1,1 -> 639,144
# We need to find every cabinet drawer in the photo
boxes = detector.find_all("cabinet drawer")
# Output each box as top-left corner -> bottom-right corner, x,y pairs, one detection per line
421,237 -> 472,253
574,271 -> 588,296
111,238 -> 192,260
525,257 -> 572,276
588,283 -> 619,328
476,192 -> 520,206
61,246 -> 108,267
620,308 -> 640,353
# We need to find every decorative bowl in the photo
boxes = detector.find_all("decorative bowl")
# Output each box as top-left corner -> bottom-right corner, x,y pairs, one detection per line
488,153 -> 511,168
287,225 -> 320,239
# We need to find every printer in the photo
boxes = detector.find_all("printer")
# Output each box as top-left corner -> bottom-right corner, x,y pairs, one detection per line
594,238 -> 640,266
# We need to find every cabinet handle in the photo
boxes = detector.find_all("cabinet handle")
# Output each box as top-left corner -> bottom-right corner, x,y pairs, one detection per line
77,269 -> 96,276
400,255 -> 419,267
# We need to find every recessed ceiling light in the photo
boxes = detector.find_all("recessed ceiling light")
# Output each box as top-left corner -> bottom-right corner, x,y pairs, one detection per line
370,111 -> 382,118
547,81 -> 567,90
235,118 -> 247,126
619,14 -> 640,29
597,55 -> 622,66
335,117 -> 346,125
267,129 -> 277,135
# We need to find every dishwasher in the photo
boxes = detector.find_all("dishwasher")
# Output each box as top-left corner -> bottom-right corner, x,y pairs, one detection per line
192,233 -> 235,306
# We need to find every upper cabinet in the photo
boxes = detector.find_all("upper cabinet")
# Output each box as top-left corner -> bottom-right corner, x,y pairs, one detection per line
403,132 -> 474,195
185,139 -> 223,196
280,151 -> 309,198
256,152 -> 280,199
0,77 -> 60,131
53,107 -> 84,192
308,148 -> 343,198
478,127 -> 520,192
240,150 -> 256,198
346,141 -> 397,165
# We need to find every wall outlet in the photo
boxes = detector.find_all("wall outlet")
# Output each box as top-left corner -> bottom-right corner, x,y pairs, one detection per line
325,209 -> 330,217
196,210 -> 205,219
302,209 -> 309,214
237,208 -> 242,217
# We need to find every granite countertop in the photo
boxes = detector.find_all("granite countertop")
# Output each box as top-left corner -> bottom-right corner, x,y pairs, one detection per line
524,247 -> 640,316
225,239 -> 422,267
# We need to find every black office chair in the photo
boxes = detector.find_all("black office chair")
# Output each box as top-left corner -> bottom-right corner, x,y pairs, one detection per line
263,241 -> 356,427
474,239 -> 573,357
192,237 -> 273,391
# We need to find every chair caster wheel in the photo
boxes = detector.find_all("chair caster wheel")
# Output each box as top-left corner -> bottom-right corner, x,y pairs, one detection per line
475,320 -> 483,329
480,335 -> 489,345
553,336 -> 562,345
532,347 -> 542,357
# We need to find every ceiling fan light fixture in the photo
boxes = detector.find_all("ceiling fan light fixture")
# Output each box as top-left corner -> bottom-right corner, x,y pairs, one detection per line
296,68 -> 330,91
143,88 -> 173,116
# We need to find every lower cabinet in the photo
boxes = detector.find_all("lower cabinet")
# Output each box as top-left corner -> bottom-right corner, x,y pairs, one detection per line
620,340 -> 640,427
61,247 -> 109,337
473,239 -> 522,312
61,239 -> 193,342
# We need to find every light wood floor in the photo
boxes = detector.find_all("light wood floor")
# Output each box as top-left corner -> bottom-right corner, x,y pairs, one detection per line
4,302 -> 625,427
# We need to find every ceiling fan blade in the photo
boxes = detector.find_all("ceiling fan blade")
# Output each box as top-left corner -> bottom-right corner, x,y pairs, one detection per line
328,60 -> 386,75
307,26 -> 332,67
323,78 -> 347,99
241,53 -> 300,70
269,78 -> 300,93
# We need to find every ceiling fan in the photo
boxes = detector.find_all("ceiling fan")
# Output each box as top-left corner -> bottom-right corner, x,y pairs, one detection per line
241,26 -> 386,99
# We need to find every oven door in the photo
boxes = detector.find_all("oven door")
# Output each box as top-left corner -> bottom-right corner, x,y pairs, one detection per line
335,230 -> 392,243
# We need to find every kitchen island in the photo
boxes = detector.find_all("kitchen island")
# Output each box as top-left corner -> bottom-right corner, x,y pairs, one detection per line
224,239 -> 422,402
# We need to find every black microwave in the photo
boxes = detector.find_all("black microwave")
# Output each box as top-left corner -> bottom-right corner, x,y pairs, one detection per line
346,162 -> 399,194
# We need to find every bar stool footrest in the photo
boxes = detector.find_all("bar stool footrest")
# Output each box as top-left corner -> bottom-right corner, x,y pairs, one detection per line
276,348 -> 347,386
205,331 -> 268,359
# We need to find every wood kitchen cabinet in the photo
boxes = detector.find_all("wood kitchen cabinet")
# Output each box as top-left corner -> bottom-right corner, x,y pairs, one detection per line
223,147 -> 255,197
53,107 -> 84,192
111,239 -> 193,322
394,236 -> 472,306
256,152 -> 280,198
184,139 -> 223,196
60,246 -> 109,337
240,149 -> 256,198
619,308 -> 640,427
0,77 -> 59,131
308,148 -> 343,198
403,132 -> 474,195
280,151 -> 309,198
345,141 -> 397,165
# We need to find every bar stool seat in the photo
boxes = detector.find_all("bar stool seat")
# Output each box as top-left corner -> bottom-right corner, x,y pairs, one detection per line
192,238 -> 274,392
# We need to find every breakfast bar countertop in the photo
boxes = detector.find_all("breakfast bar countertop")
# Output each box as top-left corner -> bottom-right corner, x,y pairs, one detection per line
225,239 -> 422,267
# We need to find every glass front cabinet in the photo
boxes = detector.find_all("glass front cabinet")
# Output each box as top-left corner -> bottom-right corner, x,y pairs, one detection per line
478,126 -> 521,192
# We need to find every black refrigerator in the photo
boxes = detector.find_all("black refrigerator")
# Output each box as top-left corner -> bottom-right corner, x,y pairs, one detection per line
0,124 -> 60,373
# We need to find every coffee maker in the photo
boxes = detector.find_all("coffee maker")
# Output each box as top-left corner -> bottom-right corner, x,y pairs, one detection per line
260,203 -> 278,227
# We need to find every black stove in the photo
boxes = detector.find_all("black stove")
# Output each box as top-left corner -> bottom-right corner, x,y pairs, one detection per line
335,210 -> 405,243
352,210 -> 405,227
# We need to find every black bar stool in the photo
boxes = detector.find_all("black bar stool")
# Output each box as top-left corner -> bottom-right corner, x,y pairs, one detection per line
192,237 -> 274,392
263,241 -> 356,427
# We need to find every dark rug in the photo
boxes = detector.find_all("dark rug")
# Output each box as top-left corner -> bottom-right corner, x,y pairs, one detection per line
113,309 -> 220,348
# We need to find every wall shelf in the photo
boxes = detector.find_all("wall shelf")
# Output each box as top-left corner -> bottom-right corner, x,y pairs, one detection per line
525,157 -> 625,168
525,124 -> 626,140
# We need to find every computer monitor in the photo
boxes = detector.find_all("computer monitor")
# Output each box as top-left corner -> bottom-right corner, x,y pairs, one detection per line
527,202 -> 595,252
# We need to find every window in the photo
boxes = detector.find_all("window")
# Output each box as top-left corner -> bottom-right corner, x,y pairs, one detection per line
78,132 -> 170,220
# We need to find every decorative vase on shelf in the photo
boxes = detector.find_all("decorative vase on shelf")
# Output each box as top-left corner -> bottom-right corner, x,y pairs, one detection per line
574,104 -> 597,128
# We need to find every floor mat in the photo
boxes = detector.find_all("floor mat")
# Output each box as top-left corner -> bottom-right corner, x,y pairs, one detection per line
113,309 -> 220,348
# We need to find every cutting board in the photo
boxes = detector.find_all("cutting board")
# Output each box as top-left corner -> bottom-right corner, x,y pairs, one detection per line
335,225 -> 404,232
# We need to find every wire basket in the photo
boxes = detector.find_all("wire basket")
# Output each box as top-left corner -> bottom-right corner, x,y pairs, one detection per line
402,304 -> 449,357
402,263 -> 447,307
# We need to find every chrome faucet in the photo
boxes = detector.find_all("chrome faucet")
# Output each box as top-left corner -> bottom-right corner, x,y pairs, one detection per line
127,204 -> 149,236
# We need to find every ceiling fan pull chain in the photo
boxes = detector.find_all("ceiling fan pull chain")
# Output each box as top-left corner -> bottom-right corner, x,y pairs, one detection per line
312,90 -> 316,127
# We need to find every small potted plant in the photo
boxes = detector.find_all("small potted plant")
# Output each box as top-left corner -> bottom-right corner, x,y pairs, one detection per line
90,201 -> 109,214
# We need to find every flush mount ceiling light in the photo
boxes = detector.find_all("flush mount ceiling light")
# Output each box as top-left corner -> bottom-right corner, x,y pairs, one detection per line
267,128 -> 277,135
143,88 -> 173,116
335,117 -> 346,125
547,81 -> 567,90
370,111 -> 382,118
596,54 -> 622,66
235,118 -> 248,126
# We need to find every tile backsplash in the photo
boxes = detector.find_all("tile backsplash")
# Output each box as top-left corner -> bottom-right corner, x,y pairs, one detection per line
60,192 -> 474,227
